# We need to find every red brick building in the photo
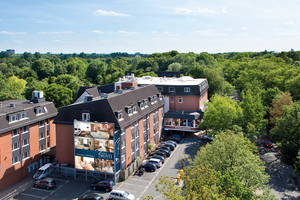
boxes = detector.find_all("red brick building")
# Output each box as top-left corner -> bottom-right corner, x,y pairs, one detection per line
54,84 -> 164,182
0,91 -> 57,190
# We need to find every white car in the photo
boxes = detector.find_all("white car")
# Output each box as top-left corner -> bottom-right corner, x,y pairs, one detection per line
146,158 -> 162,168
203,135 -> 213,141
109,189 -> 135,200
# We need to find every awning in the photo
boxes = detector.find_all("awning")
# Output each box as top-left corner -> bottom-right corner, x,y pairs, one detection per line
164,110 -> 204,120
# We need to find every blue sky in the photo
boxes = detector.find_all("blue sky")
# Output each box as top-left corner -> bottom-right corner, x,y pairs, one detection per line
0,0 -> 299,54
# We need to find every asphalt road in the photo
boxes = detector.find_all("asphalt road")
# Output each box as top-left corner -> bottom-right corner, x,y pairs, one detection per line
256,134 -> 300,200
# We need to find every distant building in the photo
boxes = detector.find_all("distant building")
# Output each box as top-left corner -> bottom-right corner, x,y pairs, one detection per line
125,71 -> 186,78
47,52 -> 52,55
6,49 -> 15,55
0,91 -> 57,190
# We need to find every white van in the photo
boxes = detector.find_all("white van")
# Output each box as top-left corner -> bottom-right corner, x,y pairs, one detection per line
33,163 -> 52,180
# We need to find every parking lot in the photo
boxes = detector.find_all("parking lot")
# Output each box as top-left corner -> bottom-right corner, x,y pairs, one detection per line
11,132 -> 205,200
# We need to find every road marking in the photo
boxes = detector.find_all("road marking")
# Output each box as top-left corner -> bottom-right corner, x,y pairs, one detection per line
126,178 -> 150,183
137,139 -> 182,200
19,193 -> 44,198
31,187 -> 52,192
119,182 -> 145,188
42,180 -> 69,200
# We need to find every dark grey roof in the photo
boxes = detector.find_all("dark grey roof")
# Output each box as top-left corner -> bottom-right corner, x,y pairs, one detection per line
75,83 -> 115,102
98,83 -> 115,94
86,87 -> 101,98
164,110 -> 204,120
54,85 -> 165,129
0,100 -> 57,135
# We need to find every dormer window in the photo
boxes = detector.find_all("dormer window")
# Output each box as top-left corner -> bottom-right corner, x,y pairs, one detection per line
149,96 -> 154,104
169,87 -> 175,92
138,100 -> 144,109
157,86 -> 163,92
133,104 -> 137,113
82,113 -> 90,121
116,111 -> 123,121
9,112 -> 28,123
184,87 -> 190,92
158,93 -> 162,100
154,95 -> 157,102
128,107 -> 132,115
144,99 -> 148,108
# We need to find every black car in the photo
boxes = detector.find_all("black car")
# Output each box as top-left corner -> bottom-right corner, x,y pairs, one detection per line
148,155 -> 165,164
163,140 -> 177,147
156,148 -> 171,157
34,178 -> 56,190
78,193 -> 104,200
158,145 -> 171,151
91,179 -> 114,192
162,143 -> 175,151
149,151 -> 166,158
139,163 -> 157,172
171,135 -> 182,142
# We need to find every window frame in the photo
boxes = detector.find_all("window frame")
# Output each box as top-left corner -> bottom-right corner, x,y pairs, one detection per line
178,97 -> 183,103
169,87 -> 175,92
170,96 -> 174,103
184,87 -> 190,92
82,113 -> 90,121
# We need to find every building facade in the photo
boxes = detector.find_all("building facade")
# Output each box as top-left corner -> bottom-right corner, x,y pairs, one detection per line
54,84 -> 164,182
116,75 -> 209,135
0,91 -> 57,190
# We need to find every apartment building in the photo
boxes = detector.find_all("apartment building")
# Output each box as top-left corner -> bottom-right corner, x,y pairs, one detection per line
54,84 -> 164,182
0,91 -> 57,190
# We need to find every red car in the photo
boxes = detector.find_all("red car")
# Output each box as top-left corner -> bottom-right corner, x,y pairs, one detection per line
264,139 -> 273,148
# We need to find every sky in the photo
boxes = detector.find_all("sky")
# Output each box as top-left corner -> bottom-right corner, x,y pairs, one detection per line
0,0 -> 300,54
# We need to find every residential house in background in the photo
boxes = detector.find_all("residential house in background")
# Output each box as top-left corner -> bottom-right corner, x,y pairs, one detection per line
0,91 -> 57,190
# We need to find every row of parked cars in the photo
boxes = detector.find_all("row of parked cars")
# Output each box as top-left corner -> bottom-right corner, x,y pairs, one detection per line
138,140 -> 177,172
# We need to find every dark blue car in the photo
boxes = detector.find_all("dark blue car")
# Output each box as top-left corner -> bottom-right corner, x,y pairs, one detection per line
139,163 -> 157,172
156,148 -> 171,157
91,179 -> 114,192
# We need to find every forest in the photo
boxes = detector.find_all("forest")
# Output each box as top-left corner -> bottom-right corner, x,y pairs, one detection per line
1,49 -> 300,198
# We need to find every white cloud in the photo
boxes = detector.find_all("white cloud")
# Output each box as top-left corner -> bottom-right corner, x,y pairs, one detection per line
92,30 -> 104,34
54,31 -> 74,34
175,7 -> 227,14
0,19 -> 2,21
195,29 -> 226,36
38,21 -> 44,23
118,30 -> 136,35
175,8 -> 192,14
284,21 -> 295,25
94,10 -> 130,16
0,31 -> 27,35
276,30 -> 300,36
242,27 -> 247,30
152,31 -> 158,34
187,18 -> 197,21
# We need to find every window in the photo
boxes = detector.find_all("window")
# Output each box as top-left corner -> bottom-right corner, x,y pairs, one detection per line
131,146 -> 134,154
158,93 -> 162,100
170,97 -> 174,103
144,100 -> 148,108
157,86 -> 163,92
133,105 -> 137,113
154,95 -> 157,102
20,112 -> 27,119
22,126 -> 29,133
22,151 -> 30,159
184,87 -> 190,92
179,97 -> 183,103
12,155 -> 20,164
12,142 -> 20,150
47,141 -> 50,148
36,107 -> 45,115
9,114 -> 18,123
118,111 -> 123,121
128,107 -> 132,115
122,155 -> 125,162
82,113 -> 90,121
39,132 -> 45,139
39,121 -> 45,127
22,138 -> 29,146
47,130 -> 49,137
136,130 -> 139,138
121,140 -> 125,148
136,142 -> 139,150
169,87 -> 175,92
39,144 -> 45,152
12,129 -> 19,137
121,129 -> 125,135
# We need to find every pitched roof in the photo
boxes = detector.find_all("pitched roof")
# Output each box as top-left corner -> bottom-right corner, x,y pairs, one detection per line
0,100 -> 57,135
54,85 -> 164,129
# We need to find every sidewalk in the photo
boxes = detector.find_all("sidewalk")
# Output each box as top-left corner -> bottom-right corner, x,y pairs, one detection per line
0,175 -> 34,200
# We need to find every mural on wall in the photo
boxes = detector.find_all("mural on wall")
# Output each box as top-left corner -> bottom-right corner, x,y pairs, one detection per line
74,120 -> 120,174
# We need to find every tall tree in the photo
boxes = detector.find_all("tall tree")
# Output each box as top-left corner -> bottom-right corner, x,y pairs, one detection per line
44,83 -> 73,109
269,92 -> 293,124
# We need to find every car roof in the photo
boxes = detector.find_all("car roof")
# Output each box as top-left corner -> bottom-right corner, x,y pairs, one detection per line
148,158 -> 160,162
39,163 -> 52,170
111,189 -> 126,194
87,193 -> 101,197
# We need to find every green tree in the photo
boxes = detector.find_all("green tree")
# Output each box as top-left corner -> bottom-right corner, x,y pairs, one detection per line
200,94 -> 242,133
194,131 -> 269,190
186,65 -> 205,78
44,83 -> 73,109
167,63 -> 182,71
285,75 -> 300,101
7,76 -> 27,93
240,89 -> 267,137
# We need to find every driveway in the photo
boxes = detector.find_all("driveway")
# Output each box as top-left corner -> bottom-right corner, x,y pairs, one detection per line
257,134 -> 300,199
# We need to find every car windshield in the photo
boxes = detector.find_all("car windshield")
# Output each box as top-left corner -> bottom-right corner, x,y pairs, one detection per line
123,191 -> 129,197
266,141 -> 271,144
36,170 -> 43,174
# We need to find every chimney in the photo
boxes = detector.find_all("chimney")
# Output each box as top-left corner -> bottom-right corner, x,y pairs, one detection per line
116,85 -> 122,92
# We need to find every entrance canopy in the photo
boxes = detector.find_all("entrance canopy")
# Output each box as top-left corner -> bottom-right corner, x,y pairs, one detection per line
164,110 -> 204,120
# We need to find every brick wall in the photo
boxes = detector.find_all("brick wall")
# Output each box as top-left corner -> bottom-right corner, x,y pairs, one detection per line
56,124 -> 74,165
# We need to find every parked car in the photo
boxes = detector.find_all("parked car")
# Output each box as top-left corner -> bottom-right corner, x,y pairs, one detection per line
149,151 -> 166,158
145,158 -> 162,168
156,148 -> 171,157
203,135 -> 213,141
78,193 -> 104,200
91,179 -> 114,192
167,135 -> 181,142
264,139 -> 273,148
148,155 -> 165,164
109,189 -> 135,200
139,163 -> 157,172
34,178 -> 56,190
157,145 -> 171,151
162,140 -> 177,147
160,143 -> 175,151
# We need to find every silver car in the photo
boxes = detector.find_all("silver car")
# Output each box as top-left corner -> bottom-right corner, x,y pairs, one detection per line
146,158 -> 162,168
34,178 -> 56,189
109,189 -> 135,200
